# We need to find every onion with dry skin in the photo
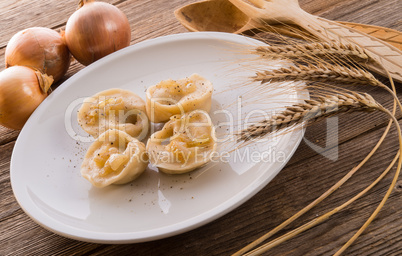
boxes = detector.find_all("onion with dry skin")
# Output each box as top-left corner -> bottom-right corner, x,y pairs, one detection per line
5,27 -> 71,82
0,66 -> 53,130
65,0 -> 131,66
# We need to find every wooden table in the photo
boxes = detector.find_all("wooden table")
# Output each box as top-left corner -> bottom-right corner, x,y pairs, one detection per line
1,0 -> 401,255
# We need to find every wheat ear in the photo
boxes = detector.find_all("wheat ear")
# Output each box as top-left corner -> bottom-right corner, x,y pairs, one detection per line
239,92 -> 381,142
254,63 -> 381,86
255,42 -> 370,63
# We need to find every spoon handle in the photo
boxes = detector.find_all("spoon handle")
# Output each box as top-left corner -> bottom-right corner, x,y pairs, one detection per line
292,10 -> 402,83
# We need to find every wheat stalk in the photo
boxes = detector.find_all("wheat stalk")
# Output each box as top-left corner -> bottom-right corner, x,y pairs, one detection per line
234,90 -> 402,256
238,109 -> 402,256
242,149 -> 401,256
255,42 -> 370,63
232,23 -> 402,256
234,56 -> 401,255
239,92 -> 382,142
233,41 -> 402,255
254,63 -> 381,86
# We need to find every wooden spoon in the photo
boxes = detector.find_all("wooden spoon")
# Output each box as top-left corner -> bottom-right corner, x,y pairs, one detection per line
175,0 -> 402,82
175,0 -> 402,50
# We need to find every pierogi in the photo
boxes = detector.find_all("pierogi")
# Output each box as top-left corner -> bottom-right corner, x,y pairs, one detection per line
81,129 -> 148,188
78,88 -> 148,138
146,110 -> 217,174
146,73 -> 213,123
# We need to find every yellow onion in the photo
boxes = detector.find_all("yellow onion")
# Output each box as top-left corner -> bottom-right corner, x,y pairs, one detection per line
5,27 -> 71,82
65,0 -> 131,66
0,66 -> 53,130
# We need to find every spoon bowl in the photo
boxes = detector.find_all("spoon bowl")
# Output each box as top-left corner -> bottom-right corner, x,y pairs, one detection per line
174,0 -> 258,34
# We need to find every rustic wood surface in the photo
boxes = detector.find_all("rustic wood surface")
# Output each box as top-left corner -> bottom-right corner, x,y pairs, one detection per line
1,0 -> 401,255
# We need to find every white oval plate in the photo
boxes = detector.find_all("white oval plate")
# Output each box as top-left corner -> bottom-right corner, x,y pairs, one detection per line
11,32 -> 305,243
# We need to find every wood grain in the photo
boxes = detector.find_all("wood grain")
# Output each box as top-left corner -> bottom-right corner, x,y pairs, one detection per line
340,22 -> 402,50
1,0 -> 402,255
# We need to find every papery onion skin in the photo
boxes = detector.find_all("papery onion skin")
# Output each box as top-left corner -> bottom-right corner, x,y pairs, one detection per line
65,1 -> 131,66
5,27 -> 71,82
0,66 -> 53,130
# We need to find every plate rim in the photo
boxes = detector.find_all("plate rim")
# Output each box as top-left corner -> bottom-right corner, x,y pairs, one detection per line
10,31 -> 304,244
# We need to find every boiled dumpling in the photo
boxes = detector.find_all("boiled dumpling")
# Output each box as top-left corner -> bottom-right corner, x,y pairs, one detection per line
78,88 -> 148,138
81,129 -> 148,188
146,73 -> 213,123
146,110 -> 217,174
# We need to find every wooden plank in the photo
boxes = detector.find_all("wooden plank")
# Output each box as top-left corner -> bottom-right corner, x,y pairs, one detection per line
1,124 -> 396,255
0,89 -> 400,254
0,127 -> 19,146
299,0 -> 402,31
0,0 -> 193,49
1,0 -> 402,255
233,126 -> 402,255
0,0 -> 125,49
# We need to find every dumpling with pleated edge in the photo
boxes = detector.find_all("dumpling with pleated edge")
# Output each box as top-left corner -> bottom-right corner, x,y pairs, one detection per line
146,73 -> 213,123
78,88 -> 149,139
81,129 -> 148,188
146,110 -> 217,174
